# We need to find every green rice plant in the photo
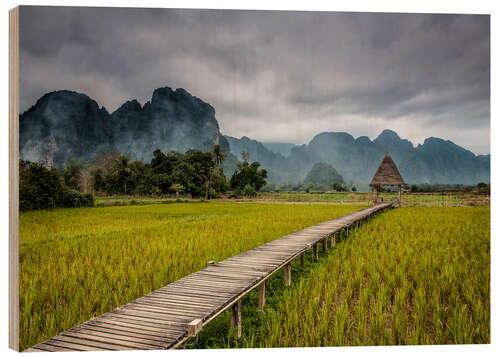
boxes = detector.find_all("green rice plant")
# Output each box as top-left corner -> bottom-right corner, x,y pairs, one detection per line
19,202 -> 364,351
194,206 -> 489,348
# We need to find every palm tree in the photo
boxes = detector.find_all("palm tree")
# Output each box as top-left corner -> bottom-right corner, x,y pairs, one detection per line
241,151 -> 250,168
211,144 -> 226,167
113,155 -> 132,194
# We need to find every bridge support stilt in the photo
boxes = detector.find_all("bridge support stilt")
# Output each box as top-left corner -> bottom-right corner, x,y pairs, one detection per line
300,252 -> 305,269
322,237 -> 327,253
331,232 -> 336,248
258,280 -> 266,309
284,263 -> 292,286
230,299 -> 241,339
313,243 -> 318,261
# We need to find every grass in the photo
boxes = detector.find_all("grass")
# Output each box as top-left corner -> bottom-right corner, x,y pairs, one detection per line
94,195 -> 194,207
191,206 -> 490,348
19,202 -> 365,351
257,192 -> 489,206
94,192 -> 490,208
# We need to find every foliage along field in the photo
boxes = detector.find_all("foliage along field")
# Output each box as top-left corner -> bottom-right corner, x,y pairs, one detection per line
19,202 -> 366,351
93,191 -> 490,209
192,206 -> 490,348
257,192 -> 489,206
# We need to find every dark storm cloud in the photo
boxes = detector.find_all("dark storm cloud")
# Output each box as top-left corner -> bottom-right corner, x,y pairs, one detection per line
19,6 -> 490,154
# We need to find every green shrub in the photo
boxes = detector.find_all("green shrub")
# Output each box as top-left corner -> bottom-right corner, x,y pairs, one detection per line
59,189 -> 95,208
242,184 -> 257,197
19,160 -> 95,211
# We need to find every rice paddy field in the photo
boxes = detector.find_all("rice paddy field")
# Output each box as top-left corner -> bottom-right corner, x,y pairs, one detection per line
19,202 -> 365,351
19,201 -> 490,351
192,206 -> 490,348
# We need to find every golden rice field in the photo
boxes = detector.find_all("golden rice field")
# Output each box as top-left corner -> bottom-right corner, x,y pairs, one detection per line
192,206 -> 490,348
19,202 -> 365,351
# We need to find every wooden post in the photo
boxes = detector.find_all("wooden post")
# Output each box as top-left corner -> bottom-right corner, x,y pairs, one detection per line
284,263 -> 292,286
300,252 -> 305,269
230,299 -> 241,339
313,243 -> 318,261
331,232 -> 336,248
258,280 -> 266,309
187,319 -> 203,337
322,237 -> 327,253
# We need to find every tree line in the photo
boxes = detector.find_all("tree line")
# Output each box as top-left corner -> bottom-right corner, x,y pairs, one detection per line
262,162 -> 355,193
19,145 -> 268,211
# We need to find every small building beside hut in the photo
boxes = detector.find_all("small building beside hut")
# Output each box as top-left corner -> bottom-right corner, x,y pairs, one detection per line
370,154 -> 407,205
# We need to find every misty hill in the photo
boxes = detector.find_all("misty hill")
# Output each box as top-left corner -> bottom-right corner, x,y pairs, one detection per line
261,142 -> 297,157
20,87 -> 229,168
20,87 -> 489,185
227,130 -> 490,185
223,136 -> 290,181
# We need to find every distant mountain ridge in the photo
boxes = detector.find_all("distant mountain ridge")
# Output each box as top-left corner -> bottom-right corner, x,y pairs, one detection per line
20,87 -> 490,185
229,130 -> 490,185
261,142 -> 297,157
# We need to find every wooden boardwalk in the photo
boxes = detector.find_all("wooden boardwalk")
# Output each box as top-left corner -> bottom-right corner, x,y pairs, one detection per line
26,202 -> 394,352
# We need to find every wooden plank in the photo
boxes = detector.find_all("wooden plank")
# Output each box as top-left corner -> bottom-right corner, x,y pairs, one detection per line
204,266 -> 264,277
81,322 -> 174,343
140,295 -> 220,308
166,281 -> 240,293
73,326 -> 168,348
129,300 -> 209,314
100,313 -> 187,331
124,304 -> 203,319
111,309 -> 192,324
223,258 -> 280,268
91,317 -> 183,338
169,282 -> 243,295
132,299 -> 213,312
51,335 -> 124,351
220,258 -> 285,267
142,295 -> 221,308
24,347 -> 51,352
38,339 -> 101,352
196,271 -> 260,281
30,343 -> 74,352
184,275 -> 252,285
62,329 -> 159,350
153,289 -> 230,301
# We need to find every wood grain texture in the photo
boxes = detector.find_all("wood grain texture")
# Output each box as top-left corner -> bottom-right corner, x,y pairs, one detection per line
27,203 -> 393,351
9,5 -> 20,352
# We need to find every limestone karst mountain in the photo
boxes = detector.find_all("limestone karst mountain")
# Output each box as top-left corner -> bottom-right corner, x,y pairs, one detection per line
20,88 -> 489,185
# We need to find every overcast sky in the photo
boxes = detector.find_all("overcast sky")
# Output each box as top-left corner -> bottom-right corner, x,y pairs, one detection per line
19,6 -> 490,154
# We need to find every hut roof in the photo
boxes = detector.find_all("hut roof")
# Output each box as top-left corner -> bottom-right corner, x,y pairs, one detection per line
370,154 -> 406,186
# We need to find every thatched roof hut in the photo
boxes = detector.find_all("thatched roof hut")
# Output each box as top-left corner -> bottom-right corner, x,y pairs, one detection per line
370,154 -> 406,187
